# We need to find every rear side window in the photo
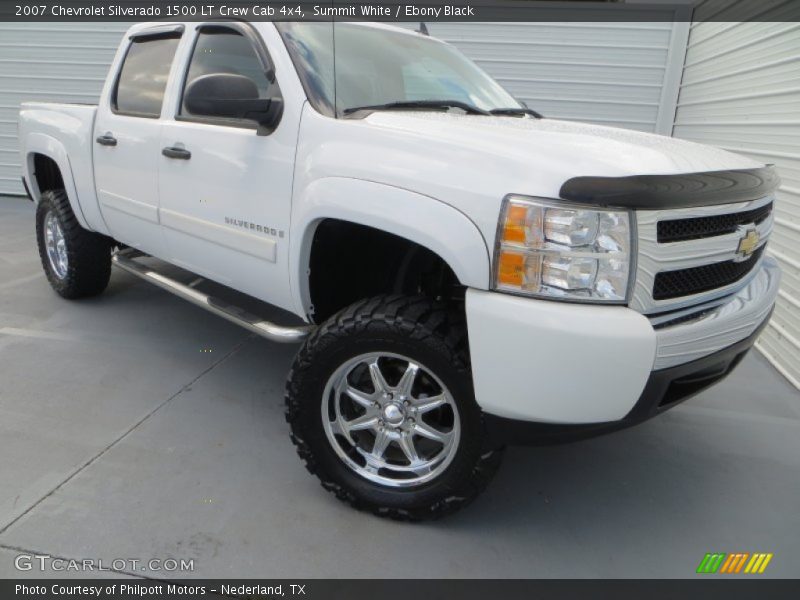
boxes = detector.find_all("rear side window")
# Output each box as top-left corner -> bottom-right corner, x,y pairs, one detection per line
180,28 -> 274,118
114,34 -> 181,117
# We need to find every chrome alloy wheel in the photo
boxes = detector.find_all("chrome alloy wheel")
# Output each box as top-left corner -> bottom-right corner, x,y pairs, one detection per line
321,352 -> 461,488
44,210 -> 68,280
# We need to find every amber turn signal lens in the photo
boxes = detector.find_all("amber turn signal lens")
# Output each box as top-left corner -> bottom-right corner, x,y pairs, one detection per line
497,251 -> 524,287
502,204 -> 528,244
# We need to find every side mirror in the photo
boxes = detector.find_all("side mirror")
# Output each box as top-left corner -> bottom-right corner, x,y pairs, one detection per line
184,73 -> 282,132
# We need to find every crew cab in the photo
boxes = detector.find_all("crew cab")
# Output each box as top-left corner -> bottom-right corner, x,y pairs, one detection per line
18,21 -> 781,520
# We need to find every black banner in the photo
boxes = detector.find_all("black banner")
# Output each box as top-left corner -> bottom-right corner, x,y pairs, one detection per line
3,579 -> 800,600
1,0 -> 800,22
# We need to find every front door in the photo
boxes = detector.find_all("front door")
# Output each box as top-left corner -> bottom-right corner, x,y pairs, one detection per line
93,30 -> 182,258
158,24 -> 297,311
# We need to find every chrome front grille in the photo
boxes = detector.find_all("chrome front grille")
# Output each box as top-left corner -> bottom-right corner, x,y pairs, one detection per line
631,194 -> 774,315
657,201 -> 772,243
652,245 -> 765,300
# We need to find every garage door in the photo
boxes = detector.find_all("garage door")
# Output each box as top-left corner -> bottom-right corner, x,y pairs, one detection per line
672,18 -> 800,388
0,23 -> 129,195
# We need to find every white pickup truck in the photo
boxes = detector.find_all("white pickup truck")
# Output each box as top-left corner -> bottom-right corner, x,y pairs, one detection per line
18,21 -> 781,520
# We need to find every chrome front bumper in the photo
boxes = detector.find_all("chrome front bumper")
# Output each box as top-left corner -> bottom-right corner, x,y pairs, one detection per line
651,257 -> 780,370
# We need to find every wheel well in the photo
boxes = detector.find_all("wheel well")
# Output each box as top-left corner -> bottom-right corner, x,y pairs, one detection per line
308,219 -> 463,323
32,154 -> 64,196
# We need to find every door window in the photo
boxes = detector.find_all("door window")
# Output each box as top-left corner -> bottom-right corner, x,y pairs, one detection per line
113,34 -> 181,118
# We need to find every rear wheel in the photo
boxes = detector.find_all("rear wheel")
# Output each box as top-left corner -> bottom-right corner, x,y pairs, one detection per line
35,189 -> 112,299
286,295 -> 503,520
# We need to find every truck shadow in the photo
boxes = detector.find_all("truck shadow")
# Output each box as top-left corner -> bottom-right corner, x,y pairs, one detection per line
443,409 -> 768,533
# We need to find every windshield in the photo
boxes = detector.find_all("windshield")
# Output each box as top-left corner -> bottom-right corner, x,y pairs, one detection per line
276,22 -> 523,117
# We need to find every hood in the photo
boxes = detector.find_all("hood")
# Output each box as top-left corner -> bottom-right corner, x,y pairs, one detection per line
363,111 -> 762,180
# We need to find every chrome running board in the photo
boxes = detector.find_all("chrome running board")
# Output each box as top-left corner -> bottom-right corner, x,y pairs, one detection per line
112,250 -> 312,344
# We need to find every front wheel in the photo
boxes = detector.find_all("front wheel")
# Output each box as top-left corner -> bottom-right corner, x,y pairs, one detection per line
285,295 -> 503,521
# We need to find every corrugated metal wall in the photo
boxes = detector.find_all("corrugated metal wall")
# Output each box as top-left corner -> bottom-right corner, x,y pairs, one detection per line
672,16 -> 800,388
0,19 -> 686,195
0,23 -> 130,195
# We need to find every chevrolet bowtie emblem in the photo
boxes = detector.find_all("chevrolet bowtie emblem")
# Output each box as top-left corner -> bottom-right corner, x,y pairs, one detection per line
737,227 -> 760,258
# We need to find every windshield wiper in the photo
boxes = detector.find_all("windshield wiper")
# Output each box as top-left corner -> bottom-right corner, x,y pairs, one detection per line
342,100 -> 490,116
489,108 -> 543,118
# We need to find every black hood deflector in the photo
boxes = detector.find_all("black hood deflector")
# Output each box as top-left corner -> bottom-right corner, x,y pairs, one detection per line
559,166 -> 780,210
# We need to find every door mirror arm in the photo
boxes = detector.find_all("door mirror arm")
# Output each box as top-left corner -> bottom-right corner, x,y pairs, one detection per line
256,98 -> 283,136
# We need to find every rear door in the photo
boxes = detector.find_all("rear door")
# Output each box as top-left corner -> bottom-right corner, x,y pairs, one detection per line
158,24 -> 297,311
93,27 -> 183,257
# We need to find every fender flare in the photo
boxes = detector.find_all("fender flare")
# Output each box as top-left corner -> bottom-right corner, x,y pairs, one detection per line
289,177 -> 491,318
23,132 -> 91,230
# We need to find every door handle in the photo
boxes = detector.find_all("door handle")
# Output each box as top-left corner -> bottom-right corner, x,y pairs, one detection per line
96,134 -> 117,147
162,146 -> 191,160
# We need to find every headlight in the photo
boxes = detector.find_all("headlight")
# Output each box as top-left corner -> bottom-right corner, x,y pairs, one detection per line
493,195 -> 633,302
